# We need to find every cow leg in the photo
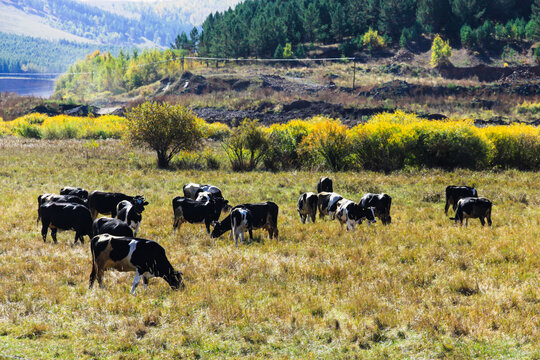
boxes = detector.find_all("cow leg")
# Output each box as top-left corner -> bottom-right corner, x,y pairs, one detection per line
172,218 -> 182,235
480,217 -> 485,226
444,201 -> 450,216
205,221 -> 211,236
143,276 -> 149,289
91,208 -> 98,220
41,222 -> 48,242
131,270 -> 142,294
239,230 -> 244,245
89,267 -> 97,289
487,214 -> 492,226
311,213 -> 316,223
300,214 -> 306,224
51,228 -> 58,244
248,228 -> 253,243
465,218 -> 469,227
134,223 -> 140,237
273,228 -> 279,240
233,228 -> 239,247
73,232 -> 79,244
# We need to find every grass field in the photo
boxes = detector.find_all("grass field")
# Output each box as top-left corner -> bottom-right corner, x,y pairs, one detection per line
0,138 -> 538,359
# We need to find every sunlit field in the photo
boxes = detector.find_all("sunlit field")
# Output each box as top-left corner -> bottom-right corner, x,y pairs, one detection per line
0,138 -> 538,359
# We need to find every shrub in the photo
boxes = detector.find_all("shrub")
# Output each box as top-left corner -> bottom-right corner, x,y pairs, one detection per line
362,28 -> 386,52
224,119 -> 268,171
283,43 -> 294,59
460,25 -> 475,48
197,120 -> 231,140
265,119 -> 314,170
430,35 -> 452,67
515,102 -> 540,115
484,124 -> 540,170
125,102 -> 203,169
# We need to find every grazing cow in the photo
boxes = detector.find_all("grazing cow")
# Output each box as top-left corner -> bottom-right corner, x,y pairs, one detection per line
89,235 -> 184,294
172,196 -> 229,235
38,202 -> 92,244
317,177 -> 333,193
297,192 -> 318,224
450,197 -> 492,227
445,185 -> 478,215
88,191 -> 146,219
317,192 -> 343,220
211,202 -> 279,240
336,199 -> 376,231
359,193 -> 392,225
37,193 -> 88,223
60,186 -> 89,200
183,183 -> 223,200
92,217 -> 134,237
230,207 -> 254,246
116,198 -> 148,236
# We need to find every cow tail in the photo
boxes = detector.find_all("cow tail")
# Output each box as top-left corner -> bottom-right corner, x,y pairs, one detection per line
89,236 -> 99,288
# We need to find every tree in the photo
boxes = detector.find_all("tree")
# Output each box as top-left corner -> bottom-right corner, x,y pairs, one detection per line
283,43 -> 295,59
125,102 -> 202,169
189,27 -> 199,50
430,35 -> 452,67
527,0 -> 540,41
170,32 -> 190,50
379,0 -> 417,40
224,119 -> 268,171
417,0 -> 451,33
274,44 -> 284,59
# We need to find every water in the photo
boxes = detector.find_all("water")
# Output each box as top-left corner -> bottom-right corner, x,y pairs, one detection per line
0,73 -> 58,98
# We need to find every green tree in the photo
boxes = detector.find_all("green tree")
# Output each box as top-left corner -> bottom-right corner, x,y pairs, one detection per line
224,119 -> 268,171
460,24 -> 475,48
417,0 -> 451,33
170,32 -> 191,50
430,35 -> 452,67
125,102 -> 202,169
274,44 -> 284,59
379,0 -> 417,40
527,0 -> 540,41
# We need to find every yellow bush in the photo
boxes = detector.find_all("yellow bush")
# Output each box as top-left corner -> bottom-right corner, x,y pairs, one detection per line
362,27 -> 386,51
41,115 -> 126,139
515,101 -> 540,115
197,119 -> 230,140
484,124 -> 540,170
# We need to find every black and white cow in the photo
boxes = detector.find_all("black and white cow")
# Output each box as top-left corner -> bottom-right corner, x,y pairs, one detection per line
37,193 -> 88,223
88,191 -> 146,219
172,196 -> 229,235
211,202 -> 279,240
230,207 -> 254,246
89,235 -> 184,294
60,186 -> 89,200
38,202 -> 93,244
445,185 -> 478,215
359,193 -> 392,225
183,183 -> 223,200
317,177 -> 333,193
336,199 -> 376,231
317,192 -> 343,220
297,192 -> 318,224
450,197 -> 492,227
116,198 -> 148,236
92,217 -> 134,237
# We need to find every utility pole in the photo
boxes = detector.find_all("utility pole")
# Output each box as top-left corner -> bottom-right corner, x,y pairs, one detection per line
352,57 -> 357,90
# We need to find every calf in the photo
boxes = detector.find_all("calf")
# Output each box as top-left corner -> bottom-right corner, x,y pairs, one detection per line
88,191 -> 146,219
317,177 -> 333,193
336,199 -> 376,231
60,186 -> 89,200
92,217 -> 134,237
450,197 -> 492,227
37,193 -> 88,223
172,196 -> 229,235
89,235 -> 184,294
359,193 -> 392,225
38,202 -> 92,244
297,192 -> 318,224
445,185 -> 478,215
116,198 -> 148,236
317,192 -> 343,220
183,183 -> 223,200
230,208 -> 254,246
211,202 -> 279,240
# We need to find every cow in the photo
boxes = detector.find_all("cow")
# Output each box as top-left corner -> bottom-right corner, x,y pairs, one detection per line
183,183 -> 223,200
172,196 -> 229,235
38,202 -> 93,244
116,198 -> 148,236
88,191 -> 146,219
450,197 -> 492,227
89,235 -> 184,294
317,192 -> 343,220
37,193 -> 88,223
336,199 -> 376,231
445,185 -> 478,215
317,177 -> 333,193
230,207 -> 254,246
359,193 -> 392,225
92,217 -> 134,237
211,202 -> 279,240
297,192 -> 318,224
60,186 -> 89,200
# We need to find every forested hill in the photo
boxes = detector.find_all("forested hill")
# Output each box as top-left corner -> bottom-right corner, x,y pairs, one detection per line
198,0 -> 539,58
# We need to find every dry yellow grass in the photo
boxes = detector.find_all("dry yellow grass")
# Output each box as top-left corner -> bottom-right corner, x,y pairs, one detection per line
0,138 -> 538,359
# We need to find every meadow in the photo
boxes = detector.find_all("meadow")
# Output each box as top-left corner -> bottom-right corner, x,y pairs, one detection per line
0,137 -> 538,359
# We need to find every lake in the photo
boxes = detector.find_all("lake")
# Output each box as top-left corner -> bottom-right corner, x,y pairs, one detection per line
0,74 -> 58,98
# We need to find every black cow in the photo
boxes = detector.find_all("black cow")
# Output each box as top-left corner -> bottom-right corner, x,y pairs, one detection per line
317,192 -> 343,220
297,192 -> 318,224
445,186 -> 478,215
172,196 -> 229,235
450,197 -> 492,226
359,193 -> 392,225
211,202 -> 279,240
230,207 -> 254,246
89,235 -> 184,294
92,217 -> 134,237
336,199 -> 376,231
183,183 -> 223,200
317,177 -> 333,193
38,202 -> 93,244
88,191 -> 146,219
116,199 -> 148,236
60,186 -> 89,200
37,193 -> 88,223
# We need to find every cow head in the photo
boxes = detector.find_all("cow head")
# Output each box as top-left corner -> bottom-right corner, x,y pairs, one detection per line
165,270 -> 185,290
132,196 -> 149,213
362,207 -> 376,223
211,220 -> 228,238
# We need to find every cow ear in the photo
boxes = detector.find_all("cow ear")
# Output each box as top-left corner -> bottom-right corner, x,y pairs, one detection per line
144,201 -> 149,205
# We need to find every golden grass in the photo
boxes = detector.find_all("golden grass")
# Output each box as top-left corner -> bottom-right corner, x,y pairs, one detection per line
0,138 -> 538,359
